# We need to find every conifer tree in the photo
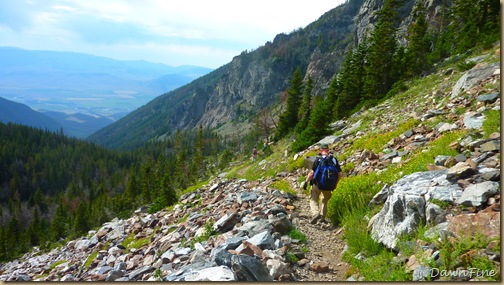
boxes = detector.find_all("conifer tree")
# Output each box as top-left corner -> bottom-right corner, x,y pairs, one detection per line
275,68 -> 304,139
193,125 -> 206,179
72,202 -> 89,238
174,129 -> 189,189
362,0 -> 400,103
50,201 -> 68,241
333,41 -> 368,119
124,165 -> 137,209
295,76 -> 313,134
292,76 -> 338,152
405,1 -> 429,77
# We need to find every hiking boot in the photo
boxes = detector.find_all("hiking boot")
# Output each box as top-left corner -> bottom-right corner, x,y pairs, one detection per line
310,214 -> 321,224
319,217 -> 328,224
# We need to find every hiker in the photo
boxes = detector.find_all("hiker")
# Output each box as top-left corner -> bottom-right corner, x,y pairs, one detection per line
304,143 -> 342,224
252,146 -> 258,162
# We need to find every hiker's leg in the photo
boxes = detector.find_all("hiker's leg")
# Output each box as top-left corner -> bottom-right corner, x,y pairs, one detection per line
309,185 -> 321,217
320,190 -> 332,219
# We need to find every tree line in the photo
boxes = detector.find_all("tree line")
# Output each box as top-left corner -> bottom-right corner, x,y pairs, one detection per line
272,0 -> 499,151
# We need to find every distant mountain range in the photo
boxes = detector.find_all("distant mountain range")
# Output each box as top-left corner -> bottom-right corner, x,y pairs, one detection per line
0,96 -> 116,138
0,47 -> 213,133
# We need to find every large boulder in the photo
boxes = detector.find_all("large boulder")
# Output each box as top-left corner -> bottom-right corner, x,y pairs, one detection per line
369,170 -> 463,249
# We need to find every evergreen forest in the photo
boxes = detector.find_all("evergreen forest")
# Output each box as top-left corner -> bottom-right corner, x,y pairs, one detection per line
0,0 -> 500,262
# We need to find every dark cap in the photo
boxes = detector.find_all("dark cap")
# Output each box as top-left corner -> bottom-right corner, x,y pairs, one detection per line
320,143 -> 329,149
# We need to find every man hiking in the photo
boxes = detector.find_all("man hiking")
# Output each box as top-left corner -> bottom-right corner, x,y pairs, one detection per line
304,143 -> 342,224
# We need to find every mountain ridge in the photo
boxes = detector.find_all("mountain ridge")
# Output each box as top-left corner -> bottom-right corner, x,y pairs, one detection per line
87,0 -> 453,150
0,47 -> 213,121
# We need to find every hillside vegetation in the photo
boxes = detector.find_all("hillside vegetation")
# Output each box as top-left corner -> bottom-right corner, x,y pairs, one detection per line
0,0 -> 499,280
223,43 -> 500,280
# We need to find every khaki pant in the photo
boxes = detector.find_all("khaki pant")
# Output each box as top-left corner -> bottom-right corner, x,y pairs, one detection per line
310,184 -> 332,218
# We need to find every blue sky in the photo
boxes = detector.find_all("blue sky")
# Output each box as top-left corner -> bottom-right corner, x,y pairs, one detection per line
0,0 -> 345,69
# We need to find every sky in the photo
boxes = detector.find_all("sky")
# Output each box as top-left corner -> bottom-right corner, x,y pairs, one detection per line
0,0 -> 346,69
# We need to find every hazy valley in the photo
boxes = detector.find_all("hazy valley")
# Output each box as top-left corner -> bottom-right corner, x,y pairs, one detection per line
0,47 -> 212,137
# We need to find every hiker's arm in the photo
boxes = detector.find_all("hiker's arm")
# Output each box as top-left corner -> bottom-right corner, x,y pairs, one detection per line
306,170 -> 314,182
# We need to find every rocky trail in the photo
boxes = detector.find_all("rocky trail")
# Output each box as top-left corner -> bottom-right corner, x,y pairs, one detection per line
290,186 -> 350,281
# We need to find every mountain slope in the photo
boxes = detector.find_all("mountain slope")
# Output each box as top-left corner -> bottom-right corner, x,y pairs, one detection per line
87,0 -> 369,149
41,111 -> 114,139
0,97 -> 62,131
0,44 -> 499,281
88,0 -> 453,150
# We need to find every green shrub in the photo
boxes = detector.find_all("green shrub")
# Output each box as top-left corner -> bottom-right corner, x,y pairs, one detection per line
287,227 -> 307,243
327,172 -> 381,225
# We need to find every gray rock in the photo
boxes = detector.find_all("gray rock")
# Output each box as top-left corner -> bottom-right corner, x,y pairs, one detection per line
434,155 -> 451,166
236,231 -> 275,252
425,203 -> 447,225
476,92 -> 500,104
211,245 -> 233,267
237,219 -> 272,237
266,259 -> 290,279
381,151 -> 398,161
413,265 -> 431,281
437,122 -> 458,133
456,181 -> 499,207
237,191 -> 258,204
106,270 -> 124,281
214,211 -> 239,232
269,215 -> 292,234
368,184 -> 390,207
451,62 -> 500,98
453,153 -> 467,163
446,162 -> 477,182
184,266 -> 236,281
463,111 -> 485,129
231,254 -> 274,281
480,140 -> 500,152
127,266 -> 155,281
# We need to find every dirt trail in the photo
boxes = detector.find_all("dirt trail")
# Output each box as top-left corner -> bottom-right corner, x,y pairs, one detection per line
290,187 -> 350,281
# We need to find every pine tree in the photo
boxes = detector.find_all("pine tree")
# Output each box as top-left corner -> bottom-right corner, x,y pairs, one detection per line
174,129 -> 189,189
362,0 -> 400,103
72,202 -> 89,238
405,1 -> 429,77
124,165 -> 137,209
295,76 -> 313,134
193,125 -> 206,179
275,68 -> 304,139
291,77 -> 337,152
333,41 -> 368,119
50,201 -> 68,241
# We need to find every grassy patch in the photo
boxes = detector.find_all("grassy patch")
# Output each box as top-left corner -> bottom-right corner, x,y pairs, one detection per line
84,252 -> 98,269
482,109 -> 500,136
287,227 -> 307,243
121,234 -> 151,253
270,179 -> 297,195
49,259 -> 67,271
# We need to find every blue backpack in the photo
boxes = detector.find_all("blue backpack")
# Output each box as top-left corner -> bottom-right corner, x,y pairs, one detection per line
313,155 -> 339,190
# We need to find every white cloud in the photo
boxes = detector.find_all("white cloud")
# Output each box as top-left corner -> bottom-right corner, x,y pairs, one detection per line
0,0 -> 345,68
